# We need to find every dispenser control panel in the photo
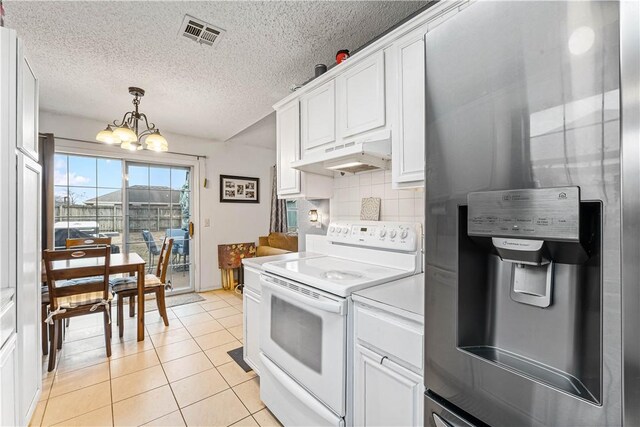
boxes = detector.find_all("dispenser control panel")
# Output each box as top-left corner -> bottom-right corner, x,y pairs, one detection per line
467,187 -> 580,241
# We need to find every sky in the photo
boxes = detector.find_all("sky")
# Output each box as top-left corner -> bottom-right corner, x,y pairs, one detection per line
54,154 -> 189,204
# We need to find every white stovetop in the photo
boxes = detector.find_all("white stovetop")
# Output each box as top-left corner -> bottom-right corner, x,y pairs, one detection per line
263,255 -> 413,297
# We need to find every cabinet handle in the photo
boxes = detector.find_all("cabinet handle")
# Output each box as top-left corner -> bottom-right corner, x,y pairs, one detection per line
380,355 -> 388,365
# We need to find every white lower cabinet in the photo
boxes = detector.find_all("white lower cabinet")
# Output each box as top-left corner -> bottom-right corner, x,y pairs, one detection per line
243,287 -> 261,375
353,302 -> 424,426
0,334 -> 18,427
354,344 -> 423,427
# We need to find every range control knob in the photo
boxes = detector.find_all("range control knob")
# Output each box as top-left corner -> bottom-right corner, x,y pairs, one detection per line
389,230 -> 397,239
343,227 -> 349,234
379,229 -> 387,238
400,229 -> 408,239
329,226 -> 335,233
335,227 -> 342,234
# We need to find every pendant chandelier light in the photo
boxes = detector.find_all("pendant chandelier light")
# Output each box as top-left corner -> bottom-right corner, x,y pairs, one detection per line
96,87 -> 168,152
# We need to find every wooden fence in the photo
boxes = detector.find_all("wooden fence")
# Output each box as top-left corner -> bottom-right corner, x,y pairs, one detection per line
55,205 -> 184,232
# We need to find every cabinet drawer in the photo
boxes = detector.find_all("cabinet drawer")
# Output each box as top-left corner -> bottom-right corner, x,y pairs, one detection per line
355,304 -> 423,371
243,266 -> 261,294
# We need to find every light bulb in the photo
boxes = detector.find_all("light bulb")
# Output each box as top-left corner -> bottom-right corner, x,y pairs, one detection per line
113,124 -> 138,143
145,131 -> 168,152
96,125 -> 119,144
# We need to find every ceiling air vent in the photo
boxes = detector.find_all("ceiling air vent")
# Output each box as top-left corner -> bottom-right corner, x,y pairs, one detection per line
179,14 -> 225,47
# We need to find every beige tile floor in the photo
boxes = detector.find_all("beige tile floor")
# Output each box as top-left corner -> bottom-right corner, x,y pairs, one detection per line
31,290 -> 282,427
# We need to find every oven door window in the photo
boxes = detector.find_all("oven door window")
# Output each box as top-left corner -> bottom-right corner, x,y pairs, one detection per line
271,295 -> 322,373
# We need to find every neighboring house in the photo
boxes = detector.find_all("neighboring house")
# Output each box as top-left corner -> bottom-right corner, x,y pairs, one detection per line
84,185 -> 182,206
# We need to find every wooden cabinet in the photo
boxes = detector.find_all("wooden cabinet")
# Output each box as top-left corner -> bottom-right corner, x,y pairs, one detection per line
337,50 -> 386,139
275,100 -> 333,199
354,344 -> 423,427
300,80 -> 336,157
392,29 -> 426,189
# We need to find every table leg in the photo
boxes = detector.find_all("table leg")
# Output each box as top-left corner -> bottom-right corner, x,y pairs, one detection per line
137,264 -> 145,341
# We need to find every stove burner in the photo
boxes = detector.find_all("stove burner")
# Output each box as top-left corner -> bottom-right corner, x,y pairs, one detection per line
323,270 -> 364,280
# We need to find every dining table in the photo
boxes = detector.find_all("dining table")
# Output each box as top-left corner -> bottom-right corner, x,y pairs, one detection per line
41,252 -> 147,341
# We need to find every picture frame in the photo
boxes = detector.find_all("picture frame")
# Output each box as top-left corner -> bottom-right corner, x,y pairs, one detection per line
220,175 -> 260,203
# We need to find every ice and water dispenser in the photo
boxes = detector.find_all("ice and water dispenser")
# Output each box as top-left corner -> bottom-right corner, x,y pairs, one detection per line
457,187 -> 602,404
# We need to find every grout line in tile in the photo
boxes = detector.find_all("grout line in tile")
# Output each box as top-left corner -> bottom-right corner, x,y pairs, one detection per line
149,326 -> 188,427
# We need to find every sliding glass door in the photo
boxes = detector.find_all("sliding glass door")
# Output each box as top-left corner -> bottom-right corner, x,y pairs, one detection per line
54,153 -> 194,293
125,162 -> 193,293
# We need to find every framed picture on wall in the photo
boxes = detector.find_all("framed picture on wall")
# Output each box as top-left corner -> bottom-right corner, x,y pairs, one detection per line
220,175 -> 260,203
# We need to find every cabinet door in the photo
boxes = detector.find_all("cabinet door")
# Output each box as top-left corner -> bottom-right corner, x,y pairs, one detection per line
337,50 -> 386,138
276,101 -> 301,196
17,43 -> 38,162
392,31 -> 426,187
17,154 -> 42,425
300,80 -> 336,155
0,335 -> 18,427
243,289 -> 261,375
354,344 -> 423,427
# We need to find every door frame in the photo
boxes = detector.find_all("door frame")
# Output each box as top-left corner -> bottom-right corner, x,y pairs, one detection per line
54,140 -> 203,292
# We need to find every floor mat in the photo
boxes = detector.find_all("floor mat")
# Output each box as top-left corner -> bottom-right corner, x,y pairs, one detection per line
227,346 -> 253,372
138,292 -> 206,312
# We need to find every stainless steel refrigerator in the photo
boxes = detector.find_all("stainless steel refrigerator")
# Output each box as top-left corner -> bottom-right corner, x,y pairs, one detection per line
423,1 -> 640,426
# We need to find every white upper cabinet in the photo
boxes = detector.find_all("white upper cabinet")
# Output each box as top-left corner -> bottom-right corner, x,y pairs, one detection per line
276,100 -> 333,199
300,80 -> 336,157
276,100 -> 301,196
337,50 -> 386,139
392,28 -> 426,189
17,44 -> 38,162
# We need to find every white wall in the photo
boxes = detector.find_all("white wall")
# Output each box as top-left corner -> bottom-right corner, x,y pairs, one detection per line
330,170 -> 424,226
40,111 -> 276,290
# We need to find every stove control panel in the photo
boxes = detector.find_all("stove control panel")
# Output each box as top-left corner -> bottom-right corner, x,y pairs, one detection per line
327,221 -> 421,251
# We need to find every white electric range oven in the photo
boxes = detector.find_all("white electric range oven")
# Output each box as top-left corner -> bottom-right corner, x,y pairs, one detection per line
258,221 -> 422,426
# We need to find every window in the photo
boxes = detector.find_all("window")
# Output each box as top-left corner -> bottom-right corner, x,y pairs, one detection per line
54,154 -> 123,250
286,200 -> 298,233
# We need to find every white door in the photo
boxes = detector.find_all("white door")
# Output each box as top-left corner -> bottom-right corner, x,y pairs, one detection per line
300,80 -> 336,156
243,288 -> 261,375
337,50 -> 386,138
16,153 -> 42,425
392,30 -> 426,187
354,344 -> 423,427
276,101 -> 301,196
260,274 -> 347,416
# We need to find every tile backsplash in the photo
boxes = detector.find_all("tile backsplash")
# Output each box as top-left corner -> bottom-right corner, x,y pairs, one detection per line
330,170 -> 424,226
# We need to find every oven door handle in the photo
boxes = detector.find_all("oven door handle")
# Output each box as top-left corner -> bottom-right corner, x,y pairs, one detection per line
261,278 -> 345,315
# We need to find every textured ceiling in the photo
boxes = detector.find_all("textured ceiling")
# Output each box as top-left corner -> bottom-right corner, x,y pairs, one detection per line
6,1 -> 426,142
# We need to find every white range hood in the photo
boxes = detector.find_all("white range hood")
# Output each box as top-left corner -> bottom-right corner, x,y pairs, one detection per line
291,130 -> 391,176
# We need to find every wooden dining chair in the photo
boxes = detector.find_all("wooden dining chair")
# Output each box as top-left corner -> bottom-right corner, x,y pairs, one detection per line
111,238 -> 173,338
42,246 -> 112,371
66,237 -> 112,248
41,237 -> 113,355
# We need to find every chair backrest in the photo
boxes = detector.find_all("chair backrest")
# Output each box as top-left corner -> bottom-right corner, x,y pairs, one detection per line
66,237 -> 112,248
155,237 -> 174,283
43,246 -> 111,310
142,230 -> 160,255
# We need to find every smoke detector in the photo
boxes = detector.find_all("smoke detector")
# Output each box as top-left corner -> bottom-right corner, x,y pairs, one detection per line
179,14 -> 225,47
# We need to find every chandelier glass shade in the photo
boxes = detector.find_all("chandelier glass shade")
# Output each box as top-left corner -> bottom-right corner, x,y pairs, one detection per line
96,87 -> 168,152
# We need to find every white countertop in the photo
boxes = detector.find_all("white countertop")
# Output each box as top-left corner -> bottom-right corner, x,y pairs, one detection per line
352,273 -> 424,320
242,251 -> 322,270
